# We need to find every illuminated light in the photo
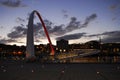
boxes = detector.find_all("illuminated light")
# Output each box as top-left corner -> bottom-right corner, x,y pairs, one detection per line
63,49 -> 66,52
117,48 -> 119,52
60,49 -> 62,52
18,51 -> 22,55
56,48 -> 58,50
3,69 -> 6,72
97,71 -> 108,80
31,69 -> 34,72
61,70 -> 65,74
13,51 -> 16,55
1,66 -> 4,68
36,46 -> 39,49
97,71 -> 100,74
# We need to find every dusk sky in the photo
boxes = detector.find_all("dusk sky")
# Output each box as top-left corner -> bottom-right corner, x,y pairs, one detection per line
0,0 -> 120,46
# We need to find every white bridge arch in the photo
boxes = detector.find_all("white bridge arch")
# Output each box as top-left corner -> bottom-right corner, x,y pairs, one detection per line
26,10 -> 54,59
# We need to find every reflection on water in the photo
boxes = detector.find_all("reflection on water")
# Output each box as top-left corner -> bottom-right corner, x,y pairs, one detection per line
60,56 -> 120,63
1,55 -> 120,63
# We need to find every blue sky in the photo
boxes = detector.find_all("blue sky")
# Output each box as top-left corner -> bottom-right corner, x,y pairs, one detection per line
0,0 -> 120,46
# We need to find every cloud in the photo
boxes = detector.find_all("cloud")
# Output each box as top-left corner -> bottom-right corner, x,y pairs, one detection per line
0,26 -> 3,29
35,19 -> 65,36
86,30 -> 120,43
43,19 -> 53,30
62,10 -> 97,30
65,13 -> 97,33
34,39 -> 42,43
7,25 -> 27,39
109,4 -> 118,10
5,13 -> 97,44
33,19 -> 53,37
62,9 -> 69,18
36,16 -> 80,37
16,17 -> 25,23
7,19 -> 51,40
80,14 -> 97,28
109,3 -> 120,21
103,36 -> 120,43
0,38 -> 17,44
0,24 -> 27,44
33,22 -> 43,37
101,31 -> 120,43
56,33 -> 86,40
0,0 -> 27,7
7,19 -> 52,40
85,33 -> 101,37
49,24 -> 66,36
27,13 -> 97,37
102,31 -> 120,35
65,17 -> 80,32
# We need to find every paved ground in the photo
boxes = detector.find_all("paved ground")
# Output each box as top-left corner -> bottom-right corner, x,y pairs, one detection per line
0,61 -> 120,80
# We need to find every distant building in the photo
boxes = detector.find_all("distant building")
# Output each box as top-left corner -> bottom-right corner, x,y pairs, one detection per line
56,39 -> 69,53
102,43 -> 120,54
85,40 -> 100,49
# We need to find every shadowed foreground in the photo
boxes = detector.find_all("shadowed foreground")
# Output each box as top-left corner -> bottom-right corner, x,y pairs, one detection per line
0,61 -> 120,80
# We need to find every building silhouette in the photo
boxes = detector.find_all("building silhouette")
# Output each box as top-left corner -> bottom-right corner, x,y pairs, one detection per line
56,39 -> 69,53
